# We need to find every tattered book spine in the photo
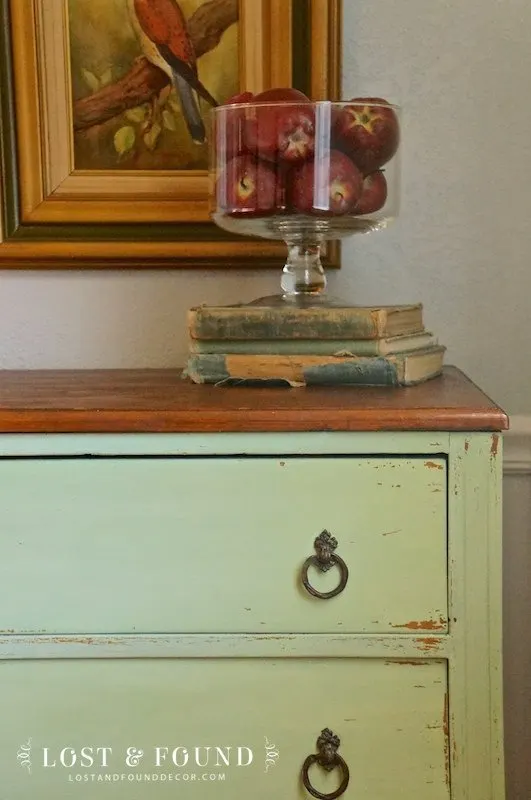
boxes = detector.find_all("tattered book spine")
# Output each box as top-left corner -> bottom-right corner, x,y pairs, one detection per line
184,353 -> 441,387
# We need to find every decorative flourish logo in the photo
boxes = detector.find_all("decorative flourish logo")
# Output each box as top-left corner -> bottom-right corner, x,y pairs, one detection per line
264,737 -> 280,773
17,738 -> 32,775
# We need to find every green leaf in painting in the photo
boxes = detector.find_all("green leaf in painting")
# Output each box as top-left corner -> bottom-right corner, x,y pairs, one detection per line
159,85 -> 172,105
168,97 -> 182,117
162,109 -> 177,131
143,122 -> 162,151
82,68 -> 100,93
114,126 -> 136,155
125,106 -> 148,124
100,67 -> 114,86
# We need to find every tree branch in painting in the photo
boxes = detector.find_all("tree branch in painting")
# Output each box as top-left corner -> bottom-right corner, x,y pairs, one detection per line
73,0 -> 238,132
188,0 -> 238,58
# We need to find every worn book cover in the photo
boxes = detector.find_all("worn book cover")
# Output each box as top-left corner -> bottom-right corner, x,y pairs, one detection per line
184,346 -> 446,387
188,331 -> 437,356
187,298 -> 424,341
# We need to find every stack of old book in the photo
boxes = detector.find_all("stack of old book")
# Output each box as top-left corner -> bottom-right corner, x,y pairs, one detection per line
183,297 -> 446,387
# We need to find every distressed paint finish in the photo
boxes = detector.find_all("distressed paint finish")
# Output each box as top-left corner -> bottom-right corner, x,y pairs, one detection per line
0,420 -> 505,797
0,633 -> 450,660
0,658 -> 449,799
0,430 -> 450,457
447,433 -> 505,800
0,456 -> 447,635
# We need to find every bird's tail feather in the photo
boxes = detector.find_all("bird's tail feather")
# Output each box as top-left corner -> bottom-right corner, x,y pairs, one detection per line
174,71 -> 206,145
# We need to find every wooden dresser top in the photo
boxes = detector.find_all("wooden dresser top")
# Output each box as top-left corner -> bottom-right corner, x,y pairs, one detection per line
0,366 -> 508,433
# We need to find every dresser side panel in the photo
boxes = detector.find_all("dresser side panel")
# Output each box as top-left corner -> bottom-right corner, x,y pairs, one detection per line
448,432 -> 505,800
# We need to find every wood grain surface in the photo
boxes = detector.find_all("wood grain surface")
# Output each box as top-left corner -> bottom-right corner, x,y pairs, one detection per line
0,366 -> 509,433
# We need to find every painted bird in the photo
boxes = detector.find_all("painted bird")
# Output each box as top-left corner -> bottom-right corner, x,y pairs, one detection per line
127,0 -> 218,144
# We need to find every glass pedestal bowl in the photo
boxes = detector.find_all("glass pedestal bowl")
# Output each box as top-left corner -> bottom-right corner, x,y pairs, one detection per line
209,99 -> 401,305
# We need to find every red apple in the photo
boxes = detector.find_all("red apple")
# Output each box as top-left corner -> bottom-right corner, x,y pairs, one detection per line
354,170 -> 388,215
273,162 -> 292,212
290,150 -> 363,215
245,87 -> 315,163
253,88 -> 310,104
216,92 -> 255,158
216,155 -> 277,215
334,97 -> 399,173
223,91 -> 255,105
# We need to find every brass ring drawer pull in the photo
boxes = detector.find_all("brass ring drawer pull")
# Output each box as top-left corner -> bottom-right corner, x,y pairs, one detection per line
301,530 -> 349,599
302,728 -> 350,799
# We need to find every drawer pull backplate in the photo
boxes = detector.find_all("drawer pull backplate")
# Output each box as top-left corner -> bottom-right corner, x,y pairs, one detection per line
302,728 -> 350,799
301,531 -> 349,600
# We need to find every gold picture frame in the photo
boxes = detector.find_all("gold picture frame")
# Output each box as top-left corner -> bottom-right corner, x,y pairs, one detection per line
0,0 -> 342,269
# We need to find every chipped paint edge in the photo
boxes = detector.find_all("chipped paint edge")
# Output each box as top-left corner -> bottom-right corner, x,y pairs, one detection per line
447,432 -> 506,800
0,633 -> 451,660
0,431 -> 452,457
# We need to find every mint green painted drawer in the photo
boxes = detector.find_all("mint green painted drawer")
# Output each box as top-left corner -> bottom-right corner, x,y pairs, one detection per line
0,456 -> 447,634
2,657 -> 449,799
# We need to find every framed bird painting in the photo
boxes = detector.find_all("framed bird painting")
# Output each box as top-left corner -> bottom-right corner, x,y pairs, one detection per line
0,0 -> 341,270
0,0 -> 341,269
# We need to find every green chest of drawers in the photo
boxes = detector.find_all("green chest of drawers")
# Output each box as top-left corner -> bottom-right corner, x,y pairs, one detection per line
0,367 -> 508,799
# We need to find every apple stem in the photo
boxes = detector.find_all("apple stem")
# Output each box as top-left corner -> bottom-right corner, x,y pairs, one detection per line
281,242 -> 327,300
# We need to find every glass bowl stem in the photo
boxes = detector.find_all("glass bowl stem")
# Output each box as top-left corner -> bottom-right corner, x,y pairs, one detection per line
281,240 -> 327,299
